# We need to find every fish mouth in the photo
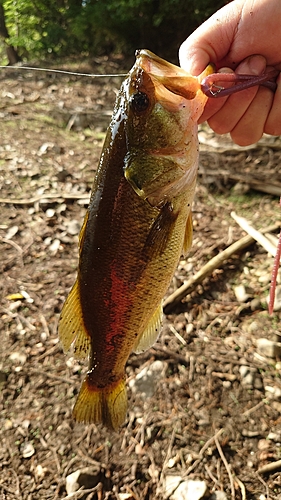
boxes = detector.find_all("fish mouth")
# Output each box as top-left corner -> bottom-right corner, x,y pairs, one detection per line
135,49 -> 201,102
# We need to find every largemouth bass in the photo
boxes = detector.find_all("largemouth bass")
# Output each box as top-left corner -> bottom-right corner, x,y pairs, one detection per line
58,50 -> 212,430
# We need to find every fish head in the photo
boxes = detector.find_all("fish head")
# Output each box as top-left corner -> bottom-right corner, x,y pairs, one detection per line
122,49 -> 212,207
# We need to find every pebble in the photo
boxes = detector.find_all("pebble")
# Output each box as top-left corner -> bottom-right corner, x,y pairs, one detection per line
234,284 -> 251,303
265,385 -> 281,401
162,476 -> 207,500
46,208 -> 55,218
239,365 -> 262,389
267,431 -> 281,442
65,467 -> 100,495
9,352 -> 27,365
129,360 -> 166,398
49,238 -> 61,254
210,491 -> 228,500
21,442 -> 35,458
66,219 -> 81,235
256,338 -> 281,359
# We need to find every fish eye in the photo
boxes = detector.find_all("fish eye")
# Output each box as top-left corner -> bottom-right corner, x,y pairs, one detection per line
130,92 -> 150,113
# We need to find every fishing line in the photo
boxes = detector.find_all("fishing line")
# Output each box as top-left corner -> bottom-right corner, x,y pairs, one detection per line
0,65 -> 127,78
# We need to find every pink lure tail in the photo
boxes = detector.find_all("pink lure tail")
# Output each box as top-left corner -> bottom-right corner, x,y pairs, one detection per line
268,197 -> 281,314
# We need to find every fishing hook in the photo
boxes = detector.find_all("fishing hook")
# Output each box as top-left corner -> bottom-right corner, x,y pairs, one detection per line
201,69 -> 279,97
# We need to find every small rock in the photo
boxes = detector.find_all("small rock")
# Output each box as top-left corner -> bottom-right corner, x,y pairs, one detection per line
265,385 -> 281,401
234,284 -> 251,303
34,464 -> 46,479
38,142 -> 54,155
21,442 -> 35,458
250,298 -> 261,311
49,239 -> 61,254
239,365 -> 256,388
232,182 -> 250,195
5,225 -> 18,240
46,208 -> 55,218
267,431 -> 281,442
210,491 -> 228,500
239,364 -> 262,389
161,476 -> 207,500
258,439 -> 271,450
129,361 -> 166,398
167,455 -> 180,468
174,479 -> 207,500
258,273 -> 271,284
256,338 -> 281,359
4,419 -> 13,430
65,467 -> 100,495
272,401 -> 281,412
66,219 -> 81,236
9,352 -> 27,365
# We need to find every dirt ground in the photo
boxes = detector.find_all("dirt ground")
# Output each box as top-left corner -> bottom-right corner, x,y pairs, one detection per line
0,57 -> 281,500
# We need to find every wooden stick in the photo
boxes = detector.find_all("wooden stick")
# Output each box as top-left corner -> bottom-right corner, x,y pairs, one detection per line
231,212 -> 277,256
257,459 -> 281,474
214,433 -> 235,500
163,221 -> 280,313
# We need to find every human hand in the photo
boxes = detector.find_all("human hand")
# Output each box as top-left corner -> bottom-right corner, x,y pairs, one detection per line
179,0 -> 281,146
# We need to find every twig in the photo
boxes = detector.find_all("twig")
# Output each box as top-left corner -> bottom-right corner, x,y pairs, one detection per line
234,476 -> 246,500
257,459 -> 281,474
159,429 -> 176,481
151,346 -> 189,366
199,163 -> 281,196
62,483 -> 102,500
204,464 -> 220,488
231,212 -> 277,256
0,192 -> 90,205
184,428 -> 224,477
1,237 -> 24,268
29,368 -> 73,384
257,473 -> 271,499
242,400 -> 264,417
163,221 -> 280,313
214,433 -> 235,500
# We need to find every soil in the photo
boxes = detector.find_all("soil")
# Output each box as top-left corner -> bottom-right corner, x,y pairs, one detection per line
0,57 -> 281,500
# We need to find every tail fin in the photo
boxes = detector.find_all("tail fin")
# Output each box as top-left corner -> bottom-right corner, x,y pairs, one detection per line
73,376 -> 127,431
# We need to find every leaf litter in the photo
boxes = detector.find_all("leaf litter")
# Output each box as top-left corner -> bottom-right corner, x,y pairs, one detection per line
0,58 -> 281,500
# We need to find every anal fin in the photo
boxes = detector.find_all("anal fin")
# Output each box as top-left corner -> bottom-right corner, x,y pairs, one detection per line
58,279 -> 91,359
182,212 -> 193,258
133,303 -> 163,354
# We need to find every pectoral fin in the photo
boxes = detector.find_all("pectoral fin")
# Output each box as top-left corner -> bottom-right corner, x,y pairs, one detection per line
133,303 -> 163,353
182,212 -> 193,257
142,201 -> 178,260
58,279 -> 91,359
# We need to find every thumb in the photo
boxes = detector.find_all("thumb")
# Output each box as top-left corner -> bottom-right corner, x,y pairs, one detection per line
179,2 -> 240,75
179,41 -> 212,76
